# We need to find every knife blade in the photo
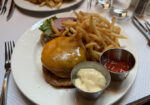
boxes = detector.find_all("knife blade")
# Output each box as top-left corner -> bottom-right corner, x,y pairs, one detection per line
132,16 -> 150,46
7,0 -> 15,21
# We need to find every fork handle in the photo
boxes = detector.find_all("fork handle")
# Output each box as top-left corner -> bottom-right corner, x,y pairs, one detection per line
0,69 -> 11,105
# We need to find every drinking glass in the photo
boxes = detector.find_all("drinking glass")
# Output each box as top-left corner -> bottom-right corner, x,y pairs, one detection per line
87,0 -> 97,12
87,0 -> 92,10
96,0 -> 113,9
110,0 -> 132,18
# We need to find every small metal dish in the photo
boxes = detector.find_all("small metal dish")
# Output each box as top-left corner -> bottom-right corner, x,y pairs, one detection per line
100,48 -> 136,80
71,61 -> 111,99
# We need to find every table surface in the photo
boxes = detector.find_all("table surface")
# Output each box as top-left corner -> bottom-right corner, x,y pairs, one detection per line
0,0 -> 150,105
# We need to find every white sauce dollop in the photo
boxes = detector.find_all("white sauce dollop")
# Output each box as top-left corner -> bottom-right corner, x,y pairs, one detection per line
75,68 -> 106,92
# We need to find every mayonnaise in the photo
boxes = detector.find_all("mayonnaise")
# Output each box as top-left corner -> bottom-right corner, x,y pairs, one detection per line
75,68 -> 106,92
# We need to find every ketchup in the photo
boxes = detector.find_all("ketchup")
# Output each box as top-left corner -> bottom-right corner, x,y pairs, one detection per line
104,59 -> 129,73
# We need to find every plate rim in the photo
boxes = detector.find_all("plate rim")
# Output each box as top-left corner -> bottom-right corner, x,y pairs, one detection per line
14,0 -> 83,12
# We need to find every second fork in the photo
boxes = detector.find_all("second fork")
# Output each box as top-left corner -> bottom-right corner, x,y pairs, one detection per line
0,41 -> 15,105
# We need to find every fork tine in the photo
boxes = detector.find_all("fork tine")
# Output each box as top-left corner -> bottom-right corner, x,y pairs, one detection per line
5,42 -> 7,62
10,42 -> 12,55
145,21 -> 150,29
144,23 -> 150,33
4,41 -> 15,61
13,41 -> 15,47
145,21 -> 150,33
7,42 -> 11,60
146,21 -> 150,27
10,41 -> 14,59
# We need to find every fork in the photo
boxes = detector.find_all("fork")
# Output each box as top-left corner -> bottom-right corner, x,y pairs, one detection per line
144,20 -> 150,33
0,41 -> 15,105
0,0 -> 8,15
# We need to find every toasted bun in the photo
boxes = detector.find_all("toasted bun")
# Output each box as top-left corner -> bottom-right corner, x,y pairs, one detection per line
42,66 -> 73,87
41,37 -> 86,78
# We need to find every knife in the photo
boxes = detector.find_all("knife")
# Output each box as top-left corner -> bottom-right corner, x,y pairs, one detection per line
132,16 -> 150,46
127,95 -> 150,105
7,0 -> 15,21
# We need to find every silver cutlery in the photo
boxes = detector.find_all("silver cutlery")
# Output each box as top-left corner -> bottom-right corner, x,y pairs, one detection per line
132,16 -> 150,46
0,0 -> 8,15
127,95 -> 150,105
7,0 -> 15,21
144,20 -> 150,33
87,0 -> 92,10
0,0 -> 3,10
0,41 -> 15,105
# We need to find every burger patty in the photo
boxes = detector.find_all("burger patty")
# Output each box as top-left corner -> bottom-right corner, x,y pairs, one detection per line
42,66 -> 73,87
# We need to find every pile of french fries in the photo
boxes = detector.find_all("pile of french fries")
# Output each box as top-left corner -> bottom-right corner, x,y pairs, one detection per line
51,11 -> 127,61
27,0 -> 63,8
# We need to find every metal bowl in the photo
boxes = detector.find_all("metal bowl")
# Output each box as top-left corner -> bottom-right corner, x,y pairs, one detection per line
100,48 -> 136,80
71,61 -> 111,99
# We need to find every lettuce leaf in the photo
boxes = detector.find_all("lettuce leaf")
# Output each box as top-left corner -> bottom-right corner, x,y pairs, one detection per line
39,16 -> 57,35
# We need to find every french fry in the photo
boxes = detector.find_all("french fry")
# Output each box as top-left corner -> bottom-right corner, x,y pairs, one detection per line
104,45 -> 114,51
69,27 -> 76,34
88,33 -> 102,44
47,1 -> 55,7
90,16 -> 107,47
103,35 -> 119,47
55,2 -> 62,8
53,32 -> 62,36
110,32 -> 127,39
76,26 -> 90,43
73,11 -> 82,22
61,27 -> 69,36
40,2 -> 46,7
62,20 -> 77,27
51,19 -> 59,34
110,17 -> 116,31
85,42 -> 100,49
47,11 -> 126,61
27,0 -> 64,8
54,0 -> 62,3
79,11 -> 86,16
92,13 -> 110,26
113,26 -> 121,34
93,50 -> 101,58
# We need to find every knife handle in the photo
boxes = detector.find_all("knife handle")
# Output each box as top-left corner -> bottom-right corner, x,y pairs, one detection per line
7,0 -> 15,21
127,95 -> 150,105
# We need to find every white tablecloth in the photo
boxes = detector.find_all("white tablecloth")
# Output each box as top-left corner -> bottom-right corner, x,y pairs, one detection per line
0,0 -> 150,105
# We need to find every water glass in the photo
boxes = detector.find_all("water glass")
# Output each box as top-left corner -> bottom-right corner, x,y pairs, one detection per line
110,0 -> 132,18
96,0 -> 113,9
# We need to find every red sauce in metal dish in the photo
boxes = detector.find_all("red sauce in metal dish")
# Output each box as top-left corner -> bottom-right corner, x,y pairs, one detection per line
104,60 -> 130,73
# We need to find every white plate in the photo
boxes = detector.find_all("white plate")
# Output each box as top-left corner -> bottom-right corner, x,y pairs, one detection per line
14,0 -> 82,12
11,12 -> 138,105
